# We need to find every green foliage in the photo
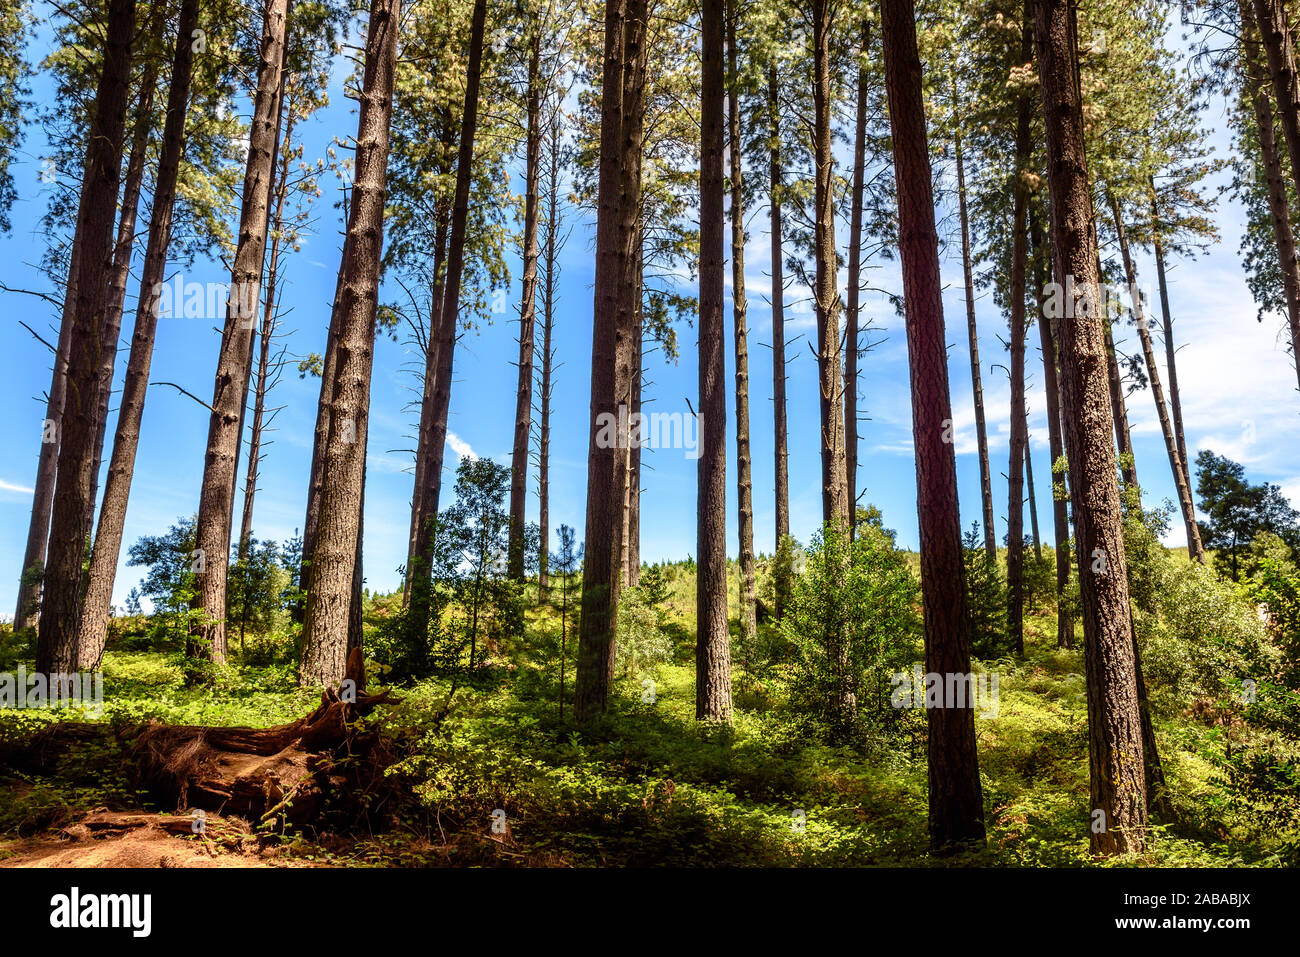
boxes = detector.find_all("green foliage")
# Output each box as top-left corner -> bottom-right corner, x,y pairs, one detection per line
779,517 -> 921,743
1195,449 -> 1300,581
963,523 -> 1008,659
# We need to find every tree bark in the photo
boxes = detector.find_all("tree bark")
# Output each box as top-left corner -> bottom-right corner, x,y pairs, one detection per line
537,111 -> 562,600
1108,193 -> 1205,563
300,0 -> 401,687
408,0 -> 490,635
14,234 -> 78,631
881,0 -> 985,852
844,19 -> 869,535
1252,0 -> 1300,212
36,0 -> 137,675
1033,208 -> 1073,649
1102,311 -> 1137,489
768,63 -> 790,617
697,0 -> 731,722
1007,7 -> 1033,656
191,0 -> 292,664
573,0 -> 647,719
1149,183 -> 1192,496
812,0 -> 848,528
727,0 -> 755,645
1242,0 -> 1300,396
88,70 -> 156,540
1025,428 -> 1041,560
953,81 -> 997,562
507,26 -> 543,582
240,101 -> 298,562
1035,0 -> 1146,855
77,0 -> 201,669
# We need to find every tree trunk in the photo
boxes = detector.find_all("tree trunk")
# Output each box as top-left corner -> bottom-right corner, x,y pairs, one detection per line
1033,209 -> 1074,649
844,19 -> 869,534
813,0 -> 848,528
240,104 -> 298,562
191,0 -> 291,664
1035,0 -> 1146,855
88,71 -> 156,540
401,211 -> 449,605
1102,312 -> 1138,489
77,0 -> 201,669
697,0 -> 731,722
1253,0 -> 1300,210
1025,428 -> 1041,560
507,27 -> 542,583
35,0 -> 136,675
768,63 -> 790,618
1242,0 -> 1300,396
1149,183 -> 1192,495
14,235 -> 78,631
727,1 -> 755,646
408,0 -> 489,635
537,112 -> 562,600
300,0 -> 401,687
953,82 -> 996,562
626,242 -> 643,588
573,0 -> 647,720
1007,9 -> 1033,656
881,0 -> 985,852
1108,193 -> 1205,563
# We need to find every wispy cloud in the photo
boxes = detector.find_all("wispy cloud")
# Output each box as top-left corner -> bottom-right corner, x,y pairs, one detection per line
447,432 -> 477,461
0,479 -> 33,495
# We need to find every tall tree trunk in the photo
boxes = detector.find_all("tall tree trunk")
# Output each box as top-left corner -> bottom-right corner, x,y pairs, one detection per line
299,255 -> 346,623
1242,1 -> 1300,395
727,0 -> 755,645
35,0 -> 137,675
1102,312 -> 1138,489
625,242 -> 643,588
1149,183 -> 1192,495
401,210 -> 448,604
77,0 -> 201,669
953,80 -> 996,562
191,0 -> 291,664
507,27 -> 543,582
14,235 -> 78,631
697,0 -> 731,722
240,104 -> 298,562
1108,193 -> 1205,563
1007,7 -> 1033,657
1033,209 -> 1074,649
1035,0 -> 1147,855
1253,0 -> 1300,210
88,71 -> 156,539
768,63 -> 790,618
300,0 -> 401,687
812,0 -> 848,528
408,0 -> 490,635
844,19 -> 869,535
1025,429 -> 1041,560
881,0 -> 985,852
537,111 -> 562,600
573,0 -> 647,719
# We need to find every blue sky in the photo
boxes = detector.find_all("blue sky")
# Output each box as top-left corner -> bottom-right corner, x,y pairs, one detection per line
4,9 -> 1300,616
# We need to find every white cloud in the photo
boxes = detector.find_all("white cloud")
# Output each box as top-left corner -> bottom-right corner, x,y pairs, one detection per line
0,479 -> 33,495
447,432 -> 477,461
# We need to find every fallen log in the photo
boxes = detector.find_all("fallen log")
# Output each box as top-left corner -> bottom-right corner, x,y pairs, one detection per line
4,649 -> 398,829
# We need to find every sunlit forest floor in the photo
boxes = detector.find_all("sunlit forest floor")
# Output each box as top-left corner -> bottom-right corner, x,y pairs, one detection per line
1,556 -> 1296,868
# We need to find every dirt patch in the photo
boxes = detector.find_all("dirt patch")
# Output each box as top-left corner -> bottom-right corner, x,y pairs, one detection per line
0,810 -> 316,868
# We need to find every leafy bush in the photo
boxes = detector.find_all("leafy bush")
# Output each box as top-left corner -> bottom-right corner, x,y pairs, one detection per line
962,523 -> 1007,659
779,516 -> 921,742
